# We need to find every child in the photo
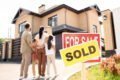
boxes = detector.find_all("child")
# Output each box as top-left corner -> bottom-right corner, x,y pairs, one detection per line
31,39 -> 38,79
45,35 -> 57,79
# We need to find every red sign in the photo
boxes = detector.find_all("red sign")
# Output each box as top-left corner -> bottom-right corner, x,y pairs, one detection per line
62,33 -> 101,62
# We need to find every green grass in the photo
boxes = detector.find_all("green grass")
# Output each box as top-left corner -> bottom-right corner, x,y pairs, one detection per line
68,64 -> 120,80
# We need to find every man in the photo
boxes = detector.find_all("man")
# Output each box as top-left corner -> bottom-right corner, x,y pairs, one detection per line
19,23 -> 33,80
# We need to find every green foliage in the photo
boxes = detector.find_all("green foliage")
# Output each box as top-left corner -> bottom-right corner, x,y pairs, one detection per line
68,64 -> 120,80
88,64 -> 120,80
0,38 -> 4,43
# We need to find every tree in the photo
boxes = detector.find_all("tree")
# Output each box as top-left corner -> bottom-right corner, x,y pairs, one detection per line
0,38 -> 5,43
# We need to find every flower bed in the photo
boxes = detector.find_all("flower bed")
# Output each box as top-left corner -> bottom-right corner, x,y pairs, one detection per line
68,54 -> 120,80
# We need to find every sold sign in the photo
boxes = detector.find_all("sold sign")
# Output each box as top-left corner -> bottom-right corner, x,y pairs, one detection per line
60,40 -> 101,66
62,33 -> 101,62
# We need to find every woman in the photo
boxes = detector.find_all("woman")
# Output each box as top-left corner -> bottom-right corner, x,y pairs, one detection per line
31,39 -> 38,79
35,27 -> 49,79
45,35 -> 57,79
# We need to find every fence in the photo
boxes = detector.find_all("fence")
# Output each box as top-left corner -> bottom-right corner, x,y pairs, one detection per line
12,38 -> 21,62
0,43 -> 2,60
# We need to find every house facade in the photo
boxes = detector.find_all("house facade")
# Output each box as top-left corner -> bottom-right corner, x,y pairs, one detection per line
12,4 -> 101,37
101,9 -> 116,51
11,4 -> 116,59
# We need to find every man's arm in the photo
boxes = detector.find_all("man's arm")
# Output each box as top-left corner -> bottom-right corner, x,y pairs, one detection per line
26,32 -> 32,48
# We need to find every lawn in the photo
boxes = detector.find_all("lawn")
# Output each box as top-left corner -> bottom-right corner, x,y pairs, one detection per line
68,64 -> 120,80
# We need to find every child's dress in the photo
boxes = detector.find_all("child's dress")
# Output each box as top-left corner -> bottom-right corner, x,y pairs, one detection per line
32,45 -> 38,61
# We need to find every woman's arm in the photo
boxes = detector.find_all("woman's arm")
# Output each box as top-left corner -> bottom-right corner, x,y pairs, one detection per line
52,40 -> 56,51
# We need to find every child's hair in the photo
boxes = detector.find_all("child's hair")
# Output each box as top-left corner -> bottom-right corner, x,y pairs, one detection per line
47,35 -> 53,50
33,39 -> 36,42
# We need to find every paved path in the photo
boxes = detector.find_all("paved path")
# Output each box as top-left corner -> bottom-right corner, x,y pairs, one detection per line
0,59 -> 65,80
0,59 -> 98,80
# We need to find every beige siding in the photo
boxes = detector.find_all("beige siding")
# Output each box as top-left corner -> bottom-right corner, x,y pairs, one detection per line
102,10 -> 114,50
87,9 -> 101,33
66,9 -> 79,28
78,12 -> 88,31
15,11 -> 32,38
32,16 -> 41,34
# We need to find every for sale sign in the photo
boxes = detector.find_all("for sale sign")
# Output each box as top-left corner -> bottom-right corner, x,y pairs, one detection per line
60,40 -> 101,66
62,33 -> 101,62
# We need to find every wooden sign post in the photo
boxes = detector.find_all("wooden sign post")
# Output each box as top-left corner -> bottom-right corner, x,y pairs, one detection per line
60,33 -> 101,79
81,63 -> 87,80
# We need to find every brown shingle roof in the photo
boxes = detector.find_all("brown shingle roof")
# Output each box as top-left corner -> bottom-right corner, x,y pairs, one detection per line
12,4 -> 101,24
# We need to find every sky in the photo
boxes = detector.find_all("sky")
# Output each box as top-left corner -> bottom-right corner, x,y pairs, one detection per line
0,0 -> 120,38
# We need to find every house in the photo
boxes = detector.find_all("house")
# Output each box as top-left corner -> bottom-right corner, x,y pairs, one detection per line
11,4 -> 102,58
12,4 -> 102,58
12,4 -> 101,36
100,9 -> 116,56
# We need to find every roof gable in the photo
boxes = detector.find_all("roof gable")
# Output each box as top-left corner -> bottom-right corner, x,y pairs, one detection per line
12,8 -> 41,23
12,4 -> 101,24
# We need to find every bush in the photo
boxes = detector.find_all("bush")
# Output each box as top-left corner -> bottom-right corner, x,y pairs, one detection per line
88,64 -> 120,80
0,38 -> 5,43
68,54 -> 120,80
101,54 -> 120,75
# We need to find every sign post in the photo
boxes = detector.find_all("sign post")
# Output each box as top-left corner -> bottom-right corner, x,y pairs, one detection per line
62,33 -> 101,62
61,33 -> 101,80
81,63 -> 87,80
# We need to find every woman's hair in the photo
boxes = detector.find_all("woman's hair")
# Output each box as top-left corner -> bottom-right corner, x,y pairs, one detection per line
47,35 -> 53,50
39,27 -> 44,39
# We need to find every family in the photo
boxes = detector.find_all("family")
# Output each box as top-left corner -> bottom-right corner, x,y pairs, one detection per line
19,23 -> 57,80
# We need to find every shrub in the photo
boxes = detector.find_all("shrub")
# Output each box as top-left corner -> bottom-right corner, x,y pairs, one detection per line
101,54 -> 120,75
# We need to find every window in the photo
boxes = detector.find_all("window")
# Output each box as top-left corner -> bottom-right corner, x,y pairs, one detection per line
48,15 -> 57,27
92,25 -> 97,33
19,22 -> 26,36
103,15 -> 107,20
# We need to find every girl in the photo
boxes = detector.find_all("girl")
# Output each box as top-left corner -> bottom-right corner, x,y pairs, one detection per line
45,35 -> 57,79
31,39 -> 38,79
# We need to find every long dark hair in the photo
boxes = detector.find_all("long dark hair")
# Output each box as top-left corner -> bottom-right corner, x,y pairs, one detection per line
39,27 -> 44,39
47,35 -> 53,50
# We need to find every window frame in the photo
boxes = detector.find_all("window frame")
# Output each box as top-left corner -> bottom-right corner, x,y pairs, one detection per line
19,21 -> 26,33
19,21 -> 27,37
92,25 -> 97,33
48,15 -> 58,27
